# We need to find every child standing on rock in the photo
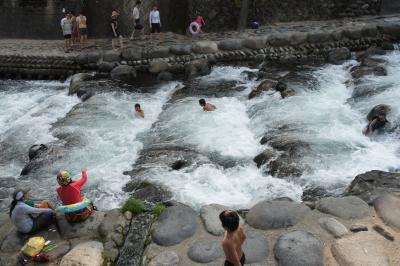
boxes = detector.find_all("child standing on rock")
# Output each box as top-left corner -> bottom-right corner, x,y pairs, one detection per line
220,210 -> 246,266
111,11 -> 124,51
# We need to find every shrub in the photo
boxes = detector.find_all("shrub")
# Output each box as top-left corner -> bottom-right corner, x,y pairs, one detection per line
122,197 -> 145,214
152,204 -> 166,216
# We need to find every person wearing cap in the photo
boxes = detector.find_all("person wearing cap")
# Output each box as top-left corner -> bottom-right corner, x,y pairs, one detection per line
56,168 -> 94,222
111,10 -> 124,51
9,189 -> 55,234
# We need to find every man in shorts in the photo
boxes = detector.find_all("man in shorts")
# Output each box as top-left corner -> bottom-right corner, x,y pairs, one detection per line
111,10 -> 124,51
130,1 -> 144,40
149,5 -> 163,42
76,11 -> 88,48
60,12 -> 73,52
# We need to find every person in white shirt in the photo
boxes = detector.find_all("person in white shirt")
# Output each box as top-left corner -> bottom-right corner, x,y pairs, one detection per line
130,1 -> 144,40
149,5 -> 163,41
60,12 -> 73,52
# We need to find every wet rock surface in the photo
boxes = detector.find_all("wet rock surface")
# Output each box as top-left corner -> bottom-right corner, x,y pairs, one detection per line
247,198 -> 310,229
373,194 -> 400,230
242,230 -> 269,263
148,251 -> 180,266
60,241 -> 104,266
316,196 -> 370,219
187,240 -> 223,263
318,217 -> 348,238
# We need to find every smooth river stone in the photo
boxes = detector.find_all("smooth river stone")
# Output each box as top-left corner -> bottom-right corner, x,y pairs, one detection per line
247,199 -> 310,230
200,204 -> 244,236
152,205 -> 197,246
148,251 -> 179,266
316,196 -> 369,220
373,194 -> 400,230
318,217 -> 348,238
187,240 -> 223,263
274,230 -> 324,266
242,231 -> 269,263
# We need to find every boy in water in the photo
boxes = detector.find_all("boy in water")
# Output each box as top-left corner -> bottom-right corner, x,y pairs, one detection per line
220,210 -> 246,266
199,98 -> 216,112
135,103 -> 144,118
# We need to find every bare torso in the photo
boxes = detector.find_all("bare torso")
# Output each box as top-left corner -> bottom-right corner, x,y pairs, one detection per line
203,103 -> 216,112
222,226 -> 246,265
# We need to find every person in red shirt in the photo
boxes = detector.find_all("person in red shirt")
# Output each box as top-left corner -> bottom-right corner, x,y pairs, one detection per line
56,168 -> 94,222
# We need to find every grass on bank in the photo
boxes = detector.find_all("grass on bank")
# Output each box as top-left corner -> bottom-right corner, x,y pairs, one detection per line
152,203 -> 166,216
122,197 -> 145,214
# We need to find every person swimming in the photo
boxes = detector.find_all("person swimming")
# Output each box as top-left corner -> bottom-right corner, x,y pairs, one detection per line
199,99 -> 216,112
135,103 -> 145,118
362,114 -> 388,136
219,210 -> 246,266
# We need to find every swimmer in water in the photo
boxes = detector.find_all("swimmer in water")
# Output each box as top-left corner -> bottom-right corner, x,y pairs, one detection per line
135,103 -> 144,118
362,114 -> 388,136
199,98 -> 216,112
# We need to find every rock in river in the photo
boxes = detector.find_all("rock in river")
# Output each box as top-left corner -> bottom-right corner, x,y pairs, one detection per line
316,196 -> 369,220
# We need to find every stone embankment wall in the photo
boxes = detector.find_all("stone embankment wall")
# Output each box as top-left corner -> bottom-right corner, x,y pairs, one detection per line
0,0 -> 395,38
1,18 -> 400,81
190,0 -> 382,31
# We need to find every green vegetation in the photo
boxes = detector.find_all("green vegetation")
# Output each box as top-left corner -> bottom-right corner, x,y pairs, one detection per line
121,197 -> 145,214
152,203 -> 166,216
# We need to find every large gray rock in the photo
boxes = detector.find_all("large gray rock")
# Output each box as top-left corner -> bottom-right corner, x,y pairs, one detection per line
98,61 -> 116,72
242,231 -> 269,263
187,240 -> 223,263
152,205 -> 197,246
331,232 -> 390,266
110,65 -> 136,82
253,149 -> 276,168
307,31 -> 332,43
59,211 -> 106,239
191,41 -> 219,54
149,59 -> 170,73
351,65 -> 387,79
377,22 -> 400,39
218,39 -> 243,51
345,170 -> 400,203
288,32 -> 308,46
243,36 -> 267,49
148,251 -> 179,266
249,79 -> 279,99
247,199 -> 310,230
316,196 -> 369,220
200,204 -> 244,236
318,217 -> 348,238
328,48 -> 351,64
185,59 -> 211,79
69,73 -> 94,95
146,47 -> 170,59
60,241 -> 104,266
121,48 -> 142,61
170,44 -> 191,55
373,194 -> 400,230
87,51 -> 102,63
274,230 -> 324,266
103,50 -> 121,62
268,33 -> 290,47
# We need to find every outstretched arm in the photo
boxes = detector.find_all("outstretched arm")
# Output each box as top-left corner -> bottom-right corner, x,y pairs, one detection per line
72,168 -> 88,189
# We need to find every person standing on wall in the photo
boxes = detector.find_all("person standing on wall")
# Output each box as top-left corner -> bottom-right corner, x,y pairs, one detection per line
149,5 -> 163,42
60,12 -> 73,52
71,12 -> 79,46
111,11 -> 124,51
130,1 -> 144,40
77,11 -> 88,48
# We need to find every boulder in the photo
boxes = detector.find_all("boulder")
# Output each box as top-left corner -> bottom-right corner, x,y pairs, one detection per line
171,160 -> 188,170
58,211 -> 106,239
307,31 -> 332,43
361,25 -> 378,38
318,217 -> 348,238
152,205 -> 197,246
350,66 -> 387,79
60,241 -> 104,266
381,42 -> 395,50
28,144 -> 48,160
274,230 -> 324,266
366,104 -> 390,122
377,22 -> 400,39
373,194 -> 400,230
281,88 -> 295,98
149,59 -> 170,74
288,32 -> 308,46
248,79 -> 278,99
200,204 -> 244,236
103,50 -> 121,62
110,65 -> 136,83
76,53 -> 88,65
125,181 -> 172,205
268,33 -> 290,46
328,48 -> 351,64
97,61 -> 116,72
331,232 -> 390,266
121,48 -> 142,61
345,170 -> 400,203
247,199 -> 310,230
253,149 -> 276,168
185,59 -> 211,79
146,47 -> 170,59
87,51 -> 102,63
187,240 -> 223,263
342,28 -> 362,40
242,231 -> 269,263
316,196 -> 369,220
157,71 -> 174,81
191,41 -> 219,54
170,44 -> 191,55
243,37 -> 267,49
218,39 -> 243,51
69,73 -> 94,95
148,251 -> 179,266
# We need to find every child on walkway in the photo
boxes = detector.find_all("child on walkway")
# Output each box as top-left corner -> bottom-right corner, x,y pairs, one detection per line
111,11 -> 124,51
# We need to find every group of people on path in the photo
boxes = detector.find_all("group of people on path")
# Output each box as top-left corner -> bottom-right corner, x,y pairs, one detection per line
60,11 -> 88,52
9,168 -> 93,234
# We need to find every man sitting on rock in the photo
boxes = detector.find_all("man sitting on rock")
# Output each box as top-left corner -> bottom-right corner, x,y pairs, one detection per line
199,98 -> 216,112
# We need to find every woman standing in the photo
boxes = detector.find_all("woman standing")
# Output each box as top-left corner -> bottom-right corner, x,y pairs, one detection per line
9,189 -> 56,234
111,11 -> 124,51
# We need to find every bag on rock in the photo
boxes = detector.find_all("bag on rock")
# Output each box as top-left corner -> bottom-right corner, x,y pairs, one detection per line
21,236 -> 45,257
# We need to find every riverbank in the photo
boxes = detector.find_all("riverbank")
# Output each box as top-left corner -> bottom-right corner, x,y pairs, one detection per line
1,14 -> 400,80
0,171 -> 399,265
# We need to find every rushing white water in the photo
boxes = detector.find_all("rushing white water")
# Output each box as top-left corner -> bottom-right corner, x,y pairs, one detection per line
1,52 -> 400,210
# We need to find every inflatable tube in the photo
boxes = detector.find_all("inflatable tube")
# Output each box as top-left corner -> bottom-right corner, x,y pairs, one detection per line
189,22 -> 201,36
56,198 -> 92,214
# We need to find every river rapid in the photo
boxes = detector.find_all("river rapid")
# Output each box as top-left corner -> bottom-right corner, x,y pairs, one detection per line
1,51 -> 399,210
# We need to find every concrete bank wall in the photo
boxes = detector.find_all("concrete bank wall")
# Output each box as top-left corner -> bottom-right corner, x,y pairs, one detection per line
0,0 -> 392,39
